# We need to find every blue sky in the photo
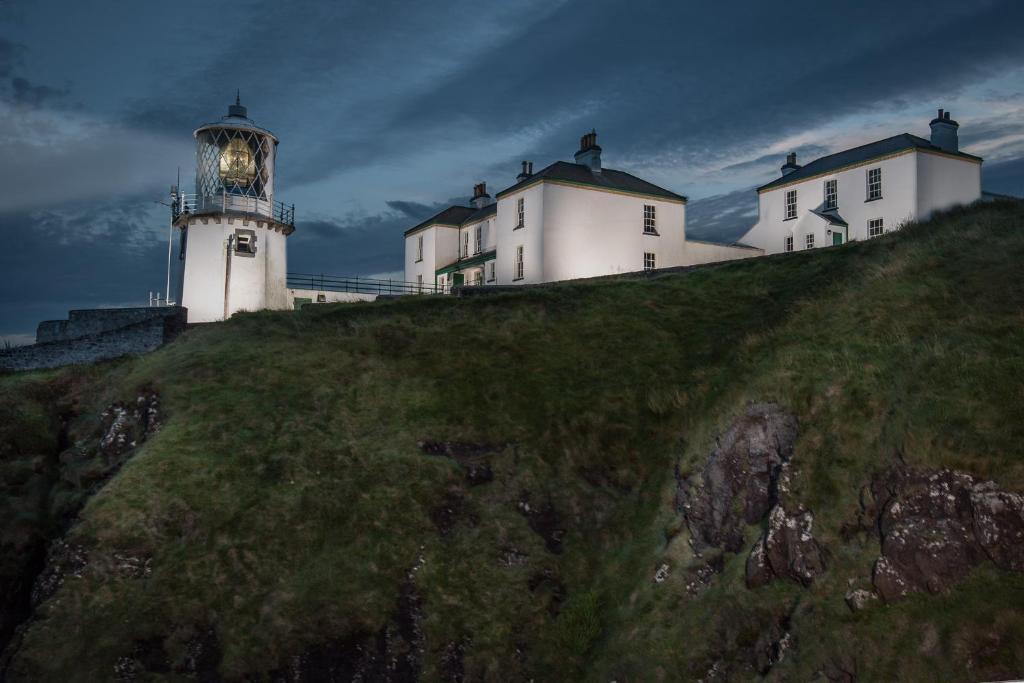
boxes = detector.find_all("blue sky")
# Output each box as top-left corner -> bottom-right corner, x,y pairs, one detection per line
2,0 -> 1023,341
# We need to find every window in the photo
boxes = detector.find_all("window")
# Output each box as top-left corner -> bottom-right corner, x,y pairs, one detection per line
644,252 -> 656,271
868,218 -> 884,238
462,232 -> 469,258
514,245 -> 524,280
233,228 -> 256,257
824,179 -> 837,210
643,205 -> 657,234
785,190 -> 797,220
416,274 -> 423,292
867,168 -> 882,200
474,225 -> 482,254
516,197 -> 525,229
487,261 -> 495,282
784,235 -> 794,252
805,233 -> 815,249
316,293 -> 327,303
416,235 -> 423,262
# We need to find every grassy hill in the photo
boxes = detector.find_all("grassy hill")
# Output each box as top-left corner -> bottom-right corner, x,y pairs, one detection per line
1,200 -> 1023,682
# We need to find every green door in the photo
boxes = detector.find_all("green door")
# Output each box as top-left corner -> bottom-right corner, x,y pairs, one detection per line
832,232 -> 844,246
453,273 -> 465,287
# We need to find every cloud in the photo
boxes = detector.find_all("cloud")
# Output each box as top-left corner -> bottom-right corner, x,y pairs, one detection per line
10,75 -> 66,106
0,102 -> 192,212
0,201 -> 170,336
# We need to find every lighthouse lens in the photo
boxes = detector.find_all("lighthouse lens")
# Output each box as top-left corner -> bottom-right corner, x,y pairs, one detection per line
219,137 -> 256,187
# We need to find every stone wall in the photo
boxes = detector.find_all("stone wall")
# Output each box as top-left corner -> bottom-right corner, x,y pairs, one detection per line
36,307 -> 185,343
0,307 -> 188,373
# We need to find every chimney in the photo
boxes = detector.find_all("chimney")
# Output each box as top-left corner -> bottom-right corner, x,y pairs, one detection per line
929,108 -> 960,153
780,152 -> 801,176
574,129 -> 602,172
516,160 -> 534,183
471,182 -> 491,209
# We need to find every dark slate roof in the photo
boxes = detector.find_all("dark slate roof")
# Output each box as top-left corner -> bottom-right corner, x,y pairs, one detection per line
811,208 -> 848,227
403,206 -> 475,237
757,134 -> 983,193
495,161 -> 686,202
462,202 -> 497,225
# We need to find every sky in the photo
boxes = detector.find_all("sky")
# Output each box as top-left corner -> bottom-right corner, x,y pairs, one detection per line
2,0 -> 1024,342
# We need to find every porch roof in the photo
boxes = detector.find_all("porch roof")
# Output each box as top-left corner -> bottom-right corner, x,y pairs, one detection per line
436,249 -> 497,276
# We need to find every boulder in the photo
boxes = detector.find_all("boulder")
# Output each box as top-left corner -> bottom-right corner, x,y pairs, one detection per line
866,467 -> 1024,602
746,503 -> 827,588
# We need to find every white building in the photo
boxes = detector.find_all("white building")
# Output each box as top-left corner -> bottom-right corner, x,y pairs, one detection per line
172,97 -> 296,323
405,131 -> 759,290
741,109 -> 982,254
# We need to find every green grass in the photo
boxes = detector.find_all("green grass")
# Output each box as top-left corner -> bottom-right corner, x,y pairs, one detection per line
2,200 -> 1023,681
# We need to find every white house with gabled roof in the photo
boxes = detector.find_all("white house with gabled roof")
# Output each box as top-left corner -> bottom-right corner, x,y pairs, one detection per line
404,131 -> 760,290
740,109 -> 982,254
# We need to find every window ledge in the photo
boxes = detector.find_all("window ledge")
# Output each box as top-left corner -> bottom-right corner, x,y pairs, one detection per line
513,225 -> 524,231
512,277 -> 523,282
415,258 -> 423,263
783,216 -> 797,222
865,196 -> 883,203
643,230 -> 660,236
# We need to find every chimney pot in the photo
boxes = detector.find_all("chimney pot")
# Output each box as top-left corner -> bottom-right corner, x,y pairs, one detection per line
574,130 -> 602,172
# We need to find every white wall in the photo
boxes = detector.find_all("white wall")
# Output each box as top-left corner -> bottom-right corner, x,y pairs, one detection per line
540,183 -> 687,281
742,151 -> 920,254
179,215 -> 290,323
287,289 -> 377,305
681,240 -> 762,266
404,225 -> 461,287
916,152 -> 981,219
495,183 -> 545,284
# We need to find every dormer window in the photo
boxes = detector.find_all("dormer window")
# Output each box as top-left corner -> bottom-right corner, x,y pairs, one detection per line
824,179 -> 837,210
785,190 -> 797,220
643,205 -> 658,234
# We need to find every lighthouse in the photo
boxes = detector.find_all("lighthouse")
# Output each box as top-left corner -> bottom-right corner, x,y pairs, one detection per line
172,96 -> 295,323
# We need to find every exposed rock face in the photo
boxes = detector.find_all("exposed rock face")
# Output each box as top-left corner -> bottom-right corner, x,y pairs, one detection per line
746,504 -> 827,588
30,540 -> 88,607
99,391 -> 161,458
1,390 -> 162,674
677,403 -> 799,553
677,404 -> 824,588
865,467 -> 1024,602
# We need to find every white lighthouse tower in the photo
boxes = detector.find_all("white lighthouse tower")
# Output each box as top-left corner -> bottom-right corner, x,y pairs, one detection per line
172,96 -> 295,323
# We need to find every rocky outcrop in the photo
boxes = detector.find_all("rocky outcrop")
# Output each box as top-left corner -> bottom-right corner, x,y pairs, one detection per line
1,390 -> 162,675
677,404 -> 825,588
745,504 -> 827,588
863,467 -> 1024,602
676,403 -> 799,553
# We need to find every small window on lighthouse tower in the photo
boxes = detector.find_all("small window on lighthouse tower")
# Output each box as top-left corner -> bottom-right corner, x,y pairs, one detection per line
234,228 -> 257,257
